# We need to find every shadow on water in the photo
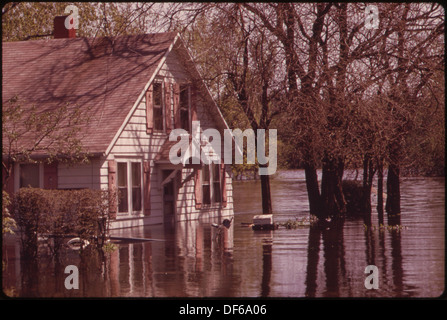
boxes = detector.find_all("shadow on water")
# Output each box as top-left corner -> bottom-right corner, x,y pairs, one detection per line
2,171 -> 444,297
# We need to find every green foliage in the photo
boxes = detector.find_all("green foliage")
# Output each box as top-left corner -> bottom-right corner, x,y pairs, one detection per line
102,241 -> 118,253
2,96 -> 91,167
281,216 -> 318,229
12,188 -> 115,256
2,191 -> 17,235
363,223 -> 407,232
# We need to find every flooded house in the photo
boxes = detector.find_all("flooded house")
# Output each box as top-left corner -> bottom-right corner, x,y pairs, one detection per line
2,17 -> 234,229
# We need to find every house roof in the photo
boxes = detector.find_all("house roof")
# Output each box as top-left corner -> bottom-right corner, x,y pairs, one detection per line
2,32 -> 177,156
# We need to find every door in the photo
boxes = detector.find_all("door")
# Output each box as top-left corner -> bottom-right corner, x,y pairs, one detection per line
162,170 -> 175,225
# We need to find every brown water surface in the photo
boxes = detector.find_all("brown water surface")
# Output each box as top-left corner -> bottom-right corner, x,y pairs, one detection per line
2,170 -> 445,297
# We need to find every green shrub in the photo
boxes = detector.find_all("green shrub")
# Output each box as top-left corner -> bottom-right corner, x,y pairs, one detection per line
12,188 -> 114,255
2,190 -> 17,235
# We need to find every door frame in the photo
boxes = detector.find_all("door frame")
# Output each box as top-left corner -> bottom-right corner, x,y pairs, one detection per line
158,165 -> 180,224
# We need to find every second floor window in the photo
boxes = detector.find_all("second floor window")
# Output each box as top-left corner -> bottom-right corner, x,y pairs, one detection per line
179,85 -> 190,132
153,82 -> 164,131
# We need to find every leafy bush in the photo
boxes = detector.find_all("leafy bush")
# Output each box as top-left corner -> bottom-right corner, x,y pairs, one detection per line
12,188 -> 114,255
2,190 -> 17,235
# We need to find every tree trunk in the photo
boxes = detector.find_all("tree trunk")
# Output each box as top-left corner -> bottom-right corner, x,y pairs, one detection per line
376,158 -> 384,225
260,166 -> 273,214
320,156 -> 346,218
303,163 -> 322,218
385,162 -> 401,225
361,154 -> 375,214
2,160 -> 14,197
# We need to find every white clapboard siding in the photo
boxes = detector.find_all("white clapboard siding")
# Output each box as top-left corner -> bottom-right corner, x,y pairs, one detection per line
159,50 -> 188,80
105,47 -> 233,228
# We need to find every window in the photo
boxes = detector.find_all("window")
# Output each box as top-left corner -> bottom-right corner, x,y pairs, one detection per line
131,163 -> 142,211
212,164 -> 221,203
117,162 -> 128,213
19,163 -> 40,188
153,82 -> 164,131
179,85 -> 190,132
202,164 -> 211,205
202,163 -> 221,205
117,160 -> 142,214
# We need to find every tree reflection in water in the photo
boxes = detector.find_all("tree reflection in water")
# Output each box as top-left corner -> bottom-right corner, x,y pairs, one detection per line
2,174 -> 444,297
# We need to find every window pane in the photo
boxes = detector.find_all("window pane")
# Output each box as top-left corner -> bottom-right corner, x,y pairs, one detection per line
153,82 -> 162,106
203,185 -> 211,205
118,187 -> 128,212
180,85 -> 189,131
118,163 -> 128,212
214,182 -> 221,203
131,163 -> 141,187
180,85 -> 188,107
153,82 -> 164,131
20,164 -> 40,188
180,109 -> 189,131
154,106 -> 164,130
132,187 -> 141,211
212,164 -> 220,181
131,163 -> 142,211
118,163 -> 127,187
203,165 -> 210,182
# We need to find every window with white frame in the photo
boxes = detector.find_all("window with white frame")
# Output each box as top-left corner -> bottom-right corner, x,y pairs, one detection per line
202,163 -> 221,205
117,160 -> 143,214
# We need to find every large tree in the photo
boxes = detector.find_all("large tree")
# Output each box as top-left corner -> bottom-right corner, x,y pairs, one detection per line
239,3 -> 444,219
4,2 -> 443,221
182,4 -> 285,214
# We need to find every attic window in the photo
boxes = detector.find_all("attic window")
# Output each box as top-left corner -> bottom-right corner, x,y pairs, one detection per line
153,82 -> 164,131
179,85 -> 190,132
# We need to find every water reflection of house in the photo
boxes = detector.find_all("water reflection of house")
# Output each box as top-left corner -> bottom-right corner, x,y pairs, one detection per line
2,17 -> 234,229
106,221 -> 234,297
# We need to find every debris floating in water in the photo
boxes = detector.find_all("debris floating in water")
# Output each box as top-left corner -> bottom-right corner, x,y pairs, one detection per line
252,214 -> 278,230
280,215 -> 319,229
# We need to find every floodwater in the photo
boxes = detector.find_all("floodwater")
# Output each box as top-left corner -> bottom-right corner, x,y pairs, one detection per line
2,170 -> 445,298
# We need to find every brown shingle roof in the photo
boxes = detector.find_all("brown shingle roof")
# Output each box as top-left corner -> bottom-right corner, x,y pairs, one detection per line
2,32 -> 177,155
